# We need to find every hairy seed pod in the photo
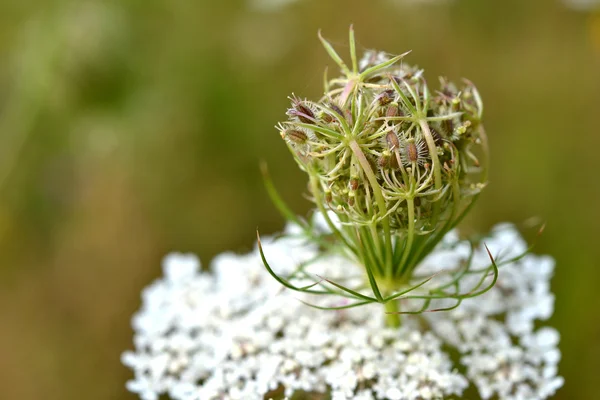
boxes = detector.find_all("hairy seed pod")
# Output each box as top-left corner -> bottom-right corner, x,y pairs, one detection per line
401,137 -> 428,166
406,141 -> 418,163
288,98 -> 316,124
386,105 -> 399,119
284,129 -> 308,144
296,102 -> 315,124
386,132 -> 400,151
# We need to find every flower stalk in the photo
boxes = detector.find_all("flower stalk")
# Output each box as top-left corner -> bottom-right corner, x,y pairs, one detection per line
385,300 -> 401,328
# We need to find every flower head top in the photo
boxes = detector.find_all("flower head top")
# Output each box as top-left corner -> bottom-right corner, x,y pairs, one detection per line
260,26 -> 493,325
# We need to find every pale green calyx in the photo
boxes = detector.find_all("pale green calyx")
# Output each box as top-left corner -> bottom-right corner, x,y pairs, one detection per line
259,27 -> 496,327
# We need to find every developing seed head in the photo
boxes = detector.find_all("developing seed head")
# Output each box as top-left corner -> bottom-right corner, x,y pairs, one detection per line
401,137 -> 429,166
275,28 -> 488,234
262,27 -> 496,319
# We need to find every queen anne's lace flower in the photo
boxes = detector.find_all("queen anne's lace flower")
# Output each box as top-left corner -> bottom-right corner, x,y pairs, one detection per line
122,222 -> 562,400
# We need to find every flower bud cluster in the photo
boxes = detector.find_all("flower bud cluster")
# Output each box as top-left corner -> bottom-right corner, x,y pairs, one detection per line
278,48 -> 487,235
264,28 -> 494,323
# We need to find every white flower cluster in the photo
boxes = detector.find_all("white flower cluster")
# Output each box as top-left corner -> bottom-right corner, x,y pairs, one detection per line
122,222 -> 563,400
420,225 -> 564,399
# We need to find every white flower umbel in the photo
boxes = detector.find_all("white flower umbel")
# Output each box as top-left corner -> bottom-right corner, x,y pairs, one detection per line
122,223 -> 563,400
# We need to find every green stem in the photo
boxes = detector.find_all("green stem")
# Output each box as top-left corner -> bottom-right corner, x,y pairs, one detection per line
384,300 -> 401,328
359,225 -> 384,277
368,223 -> 384,274
348,140 -> 394,277
419,119 -> 442,223
399,196 -> 415,276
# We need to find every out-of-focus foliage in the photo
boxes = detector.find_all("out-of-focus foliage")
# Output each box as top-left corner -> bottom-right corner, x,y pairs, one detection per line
0,1 -> 598,399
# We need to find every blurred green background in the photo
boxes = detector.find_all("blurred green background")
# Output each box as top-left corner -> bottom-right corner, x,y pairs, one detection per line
0,0 -> 599,399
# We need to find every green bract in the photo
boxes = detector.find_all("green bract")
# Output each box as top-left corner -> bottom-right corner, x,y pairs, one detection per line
260,27 -> 496,327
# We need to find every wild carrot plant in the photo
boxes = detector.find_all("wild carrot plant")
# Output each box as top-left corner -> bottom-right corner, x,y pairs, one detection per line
259,26 -> 496,327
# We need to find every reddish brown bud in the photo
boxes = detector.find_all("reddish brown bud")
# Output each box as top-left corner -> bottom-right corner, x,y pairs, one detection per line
287,98 -> 315,124
386,132 -> 400,151
285,129 -> 308,144
406,142 -> 418,163
386,105 -> 399,119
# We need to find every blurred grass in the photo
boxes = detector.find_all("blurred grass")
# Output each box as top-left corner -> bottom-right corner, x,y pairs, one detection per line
0,0 -> 599,399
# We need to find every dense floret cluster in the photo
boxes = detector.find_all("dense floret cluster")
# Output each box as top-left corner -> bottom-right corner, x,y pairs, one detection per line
122,222 -> 562,400
278,48 -> 487,235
